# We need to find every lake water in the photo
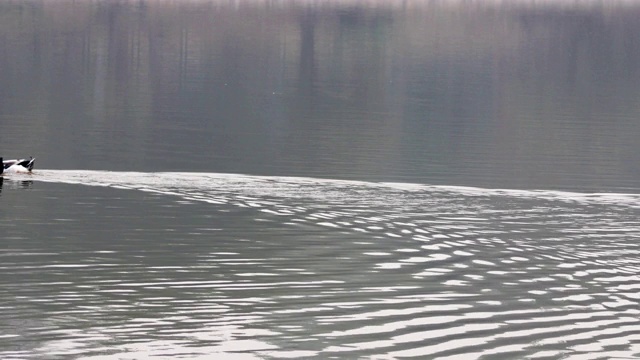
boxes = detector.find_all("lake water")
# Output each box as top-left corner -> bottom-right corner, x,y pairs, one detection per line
1,1 -> 640,359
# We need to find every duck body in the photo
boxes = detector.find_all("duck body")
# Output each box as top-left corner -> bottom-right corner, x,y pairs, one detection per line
2,157 -> 35,174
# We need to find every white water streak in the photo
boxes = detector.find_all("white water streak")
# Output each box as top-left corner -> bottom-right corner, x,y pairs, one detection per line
24,170 -> 640,208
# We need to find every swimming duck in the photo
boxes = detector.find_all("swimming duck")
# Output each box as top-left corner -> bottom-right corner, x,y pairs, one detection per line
1,157 -> 35,174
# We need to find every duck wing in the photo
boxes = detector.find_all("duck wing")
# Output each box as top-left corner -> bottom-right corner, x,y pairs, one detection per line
3,157 -> 35,171
17,157 -> 35,171
3,159 -> 18,169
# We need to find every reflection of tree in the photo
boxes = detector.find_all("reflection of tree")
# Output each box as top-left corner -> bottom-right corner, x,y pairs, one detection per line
298,9 -> 316,99
517,6 -> 640,97
0,1 -> 639,187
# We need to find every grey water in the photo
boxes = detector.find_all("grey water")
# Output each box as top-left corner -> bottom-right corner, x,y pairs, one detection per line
1,1 -> 640,359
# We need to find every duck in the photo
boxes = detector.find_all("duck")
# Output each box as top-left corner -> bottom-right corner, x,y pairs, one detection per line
1,157 -> 35,174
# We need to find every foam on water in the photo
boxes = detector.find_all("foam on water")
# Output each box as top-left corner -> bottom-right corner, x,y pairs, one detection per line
25,170 -> 640,207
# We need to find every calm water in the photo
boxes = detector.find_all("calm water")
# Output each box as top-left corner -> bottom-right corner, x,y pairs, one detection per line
2,1 -> 640,359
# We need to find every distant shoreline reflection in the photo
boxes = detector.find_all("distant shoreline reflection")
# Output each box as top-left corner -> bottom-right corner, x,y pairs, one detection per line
1,1 -> 640,191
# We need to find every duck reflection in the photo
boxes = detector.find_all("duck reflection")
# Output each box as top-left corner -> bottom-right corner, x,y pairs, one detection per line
0,177 -> 34,195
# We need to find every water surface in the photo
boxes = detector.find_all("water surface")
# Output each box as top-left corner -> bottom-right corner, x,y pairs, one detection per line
1,0 -> 640,359
1,0 -> 639,190
1,171 -> 640,358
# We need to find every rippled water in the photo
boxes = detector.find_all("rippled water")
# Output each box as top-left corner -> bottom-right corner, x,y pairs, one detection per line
1,171 -> 639,359
3,0 -> 640,358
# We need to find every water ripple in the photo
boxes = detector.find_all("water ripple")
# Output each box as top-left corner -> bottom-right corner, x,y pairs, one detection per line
0,170 -> 639,359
